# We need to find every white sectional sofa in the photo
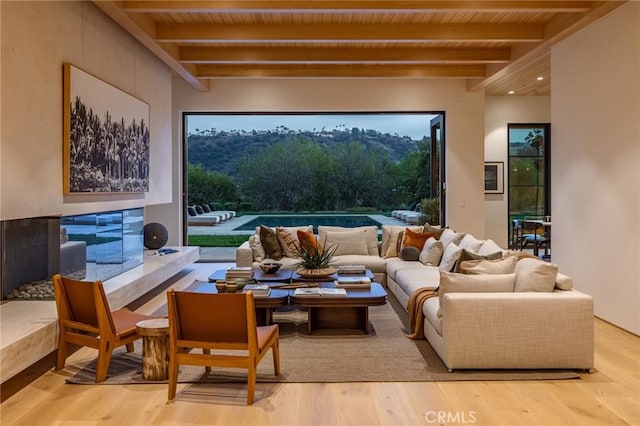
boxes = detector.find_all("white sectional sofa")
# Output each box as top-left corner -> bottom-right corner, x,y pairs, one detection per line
236,224 -> 594,371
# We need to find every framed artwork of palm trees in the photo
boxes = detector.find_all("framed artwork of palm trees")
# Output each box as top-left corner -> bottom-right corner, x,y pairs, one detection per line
63,63 -> 149,193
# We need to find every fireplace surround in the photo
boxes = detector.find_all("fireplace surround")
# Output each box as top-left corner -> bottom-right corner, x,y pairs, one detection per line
1,208 -> 144,301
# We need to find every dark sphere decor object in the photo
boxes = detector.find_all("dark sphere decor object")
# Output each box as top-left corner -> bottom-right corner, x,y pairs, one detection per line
143,222 -> 168,250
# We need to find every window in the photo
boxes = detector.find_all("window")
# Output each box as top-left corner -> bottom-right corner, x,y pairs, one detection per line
508,124 -> 550,242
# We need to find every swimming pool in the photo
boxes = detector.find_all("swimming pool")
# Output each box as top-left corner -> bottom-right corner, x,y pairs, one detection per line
234,215 -> 382,233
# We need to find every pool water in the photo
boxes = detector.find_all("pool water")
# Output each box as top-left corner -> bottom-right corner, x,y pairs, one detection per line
235,215 -> 382,233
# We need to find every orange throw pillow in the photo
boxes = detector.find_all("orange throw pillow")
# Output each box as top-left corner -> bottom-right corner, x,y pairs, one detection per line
402,228 -> 434,250
297,230 -> 322,255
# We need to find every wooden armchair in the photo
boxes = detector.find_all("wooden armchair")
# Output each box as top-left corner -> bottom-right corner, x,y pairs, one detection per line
166,290 -> 280,405
52,274 -> 158,383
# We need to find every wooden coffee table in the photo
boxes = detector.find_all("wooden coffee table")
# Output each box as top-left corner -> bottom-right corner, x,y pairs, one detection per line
189,281 -> 290,326
290,282 -> 387,335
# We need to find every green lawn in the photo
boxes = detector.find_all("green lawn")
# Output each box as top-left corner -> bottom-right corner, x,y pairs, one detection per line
187,234 -> 249,247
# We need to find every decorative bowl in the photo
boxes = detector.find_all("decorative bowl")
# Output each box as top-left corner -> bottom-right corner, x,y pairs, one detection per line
259,262 -> 282,274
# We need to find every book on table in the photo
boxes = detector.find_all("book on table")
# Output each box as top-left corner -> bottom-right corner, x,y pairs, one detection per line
337,264 -> 366,275
334,276 -> 371,289
243,284 -> 271,297
293,287 -> 347,297
225,266 -> 254,280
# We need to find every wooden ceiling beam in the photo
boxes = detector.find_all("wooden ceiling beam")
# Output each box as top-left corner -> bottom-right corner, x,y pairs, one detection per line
123,1 -> 592,13
466,0 -> 626,92
92,1 -> 209,92
179,46 -> 511,64
157,23 -> 544,43
196,63 -> 486,78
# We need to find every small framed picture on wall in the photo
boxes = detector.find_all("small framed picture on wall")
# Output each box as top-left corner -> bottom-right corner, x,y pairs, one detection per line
484,161 -> 504,194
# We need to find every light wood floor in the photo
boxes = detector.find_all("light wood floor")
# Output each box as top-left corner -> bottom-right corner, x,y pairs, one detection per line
1,263 -> 639,426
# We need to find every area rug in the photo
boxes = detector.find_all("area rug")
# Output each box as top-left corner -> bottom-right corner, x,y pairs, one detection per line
66,282 -> 581,384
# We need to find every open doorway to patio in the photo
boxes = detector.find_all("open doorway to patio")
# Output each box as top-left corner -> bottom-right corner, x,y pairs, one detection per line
182,112 -> 446,261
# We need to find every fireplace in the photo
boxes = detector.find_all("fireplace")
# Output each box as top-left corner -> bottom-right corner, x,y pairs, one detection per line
1,216 -> 61,300
1,208 -> 144,301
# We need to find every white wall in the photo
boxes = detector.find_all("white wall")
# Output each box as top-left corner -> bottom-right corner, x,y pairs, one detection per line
0,1 -> 173,222
552,1 -> 640,334
484,96 -> 551,247
171,77 -> 486,243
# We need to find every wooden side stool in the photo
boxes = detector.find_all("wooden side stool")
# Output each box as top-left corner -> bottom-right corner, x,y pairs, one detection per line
135,318 -> 170,381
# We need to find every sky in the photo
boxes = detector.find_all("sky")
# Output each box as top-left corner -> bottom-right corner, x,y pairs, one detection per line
186,113 -> 438,141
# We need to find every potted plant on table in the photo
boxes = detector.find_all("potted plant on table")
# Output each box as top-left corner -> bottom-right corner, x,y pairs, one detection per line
293,237 -> 338,278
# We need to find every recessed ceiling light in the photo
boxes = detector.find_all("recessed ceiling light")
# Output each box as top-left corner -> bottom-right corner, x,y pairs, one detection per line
508,90 -> 515,95
536,76 -> 544,81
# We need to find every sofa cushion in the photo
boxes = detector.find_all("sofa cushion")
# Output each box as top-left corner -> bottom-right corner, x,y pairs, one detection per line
423,296 -> 442,336
439,242 -> 462,272
395,267 -> 440,296
459,254 -> 518,275
318,225 -> 379,256
259,225 -> 283,260
381,225 -> 422,259
514,258 -> 559,292
385,258 -> 426,281
323,229 -> 369,256
248,234 -> 266,262
419,237 -> 444,266
458,234 -> 484,252
438,271 -> 516,316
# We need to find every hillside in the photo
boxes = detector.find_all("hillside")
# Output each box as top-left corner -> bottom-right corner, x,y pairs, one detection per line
187,127 -> 420,178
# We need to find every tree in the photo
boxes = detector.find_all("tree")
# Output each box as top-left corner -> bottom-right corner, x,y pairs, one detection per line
187,164 -> 238,206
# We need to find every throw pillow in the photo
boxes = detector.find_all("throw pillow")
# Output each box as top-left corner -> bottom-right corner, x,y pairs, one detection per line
439,229 -> 466,248
452,249 -> 503,273
400,246 -> 421,261
423,224 -> 446,239
438,242 -> 462,272
437,271 -> 516,316
259,225 -> 283,260
297,230 -> 322,255
477,239 -> 506,256
514,258 -> 559,292
458,254 -> 518,275
458,234 -> 484,252
318,226 -> 379,256
401,228 -> 434,251
323,229 -> 368,256
419,237 -> 444,266
555,273 -> 574,291
248,234 -> 265,262
276,227 -> 298,257
381,225 -> 422,259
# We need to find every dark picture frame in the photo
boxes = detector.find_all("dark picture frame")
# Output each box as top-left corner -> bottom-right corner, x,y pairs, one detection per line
484,161 -> 504,194
63,63 -> 150,194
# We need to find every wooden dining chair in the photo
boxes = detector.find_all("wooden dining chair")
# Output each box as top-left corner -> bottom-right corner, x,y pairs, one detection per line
166,290 -> 280,405
52,274 -> 159,383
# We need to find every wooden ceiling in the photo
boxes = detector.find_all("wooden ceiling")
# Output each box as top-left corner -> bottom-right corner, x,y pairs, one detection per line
94,1 -> 625,95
